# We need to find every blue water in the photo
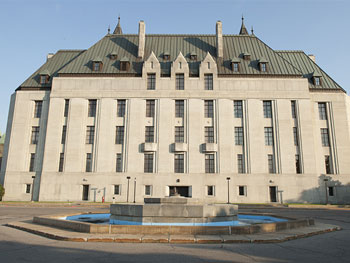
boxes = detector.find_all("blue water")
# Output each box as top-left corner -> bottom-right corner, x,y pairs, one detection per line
64,213 -> 287,226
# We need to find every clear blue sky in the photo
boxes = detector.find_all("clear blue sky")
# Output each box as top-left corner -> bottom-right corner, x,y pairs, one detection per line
0,0 -> 349,133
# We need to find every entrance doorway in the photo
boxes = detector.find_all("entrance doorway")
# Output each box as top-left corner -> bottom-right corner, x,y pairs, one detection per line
82,185 -> 89,201
169,186 -> 190,197
269,186 -> 277,202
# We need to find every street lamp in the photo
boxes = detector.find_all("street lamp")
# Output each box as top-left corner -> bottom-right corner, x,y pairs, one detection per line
126,176 -> 131,203
133,177 -> 137,203
31,176 -> 35,202
226,177 -> 231,204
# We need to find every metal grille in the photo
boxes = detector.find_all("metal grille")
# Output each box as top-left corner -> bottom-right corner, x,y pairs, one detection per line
115,126 -> 124,144
145,126 -> 154,143
144,154 -> 153,173
204,74 -> 213,90
146,100 -> 155,117
117,100 -> 126,117
204,100 -> 214,118
321,128 -> 330,147
235,127 -> 244,145
174,154 -> 184,173
147,74 -> 156,90
88,100 -> 97,117
264,127 -> 273,146
31,126 -> 40,144
175,126 -> 184,143
234,100 -> 243,118
205,154 -> 215,173
175,100 -> 184,118
263,101 -> 272,118
34,101 -> 42,118
86,126 -> 95,144
176,74 -> 184,90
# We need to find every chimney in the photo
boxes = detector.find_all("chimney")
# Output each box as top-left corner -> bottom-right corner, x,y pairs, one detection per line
47,53 -> 54,61
138,21 -> 145,59
308,54 -> 316,62
216,21 -> 223,58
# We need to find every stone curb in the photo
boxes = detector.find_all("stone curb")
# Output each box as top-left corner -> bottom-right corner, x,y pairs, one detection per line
5,221 -> 341,244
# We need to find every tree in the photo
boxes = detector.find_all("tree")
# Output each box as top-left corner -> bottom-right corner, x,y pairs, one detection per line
0,184 -> 4,201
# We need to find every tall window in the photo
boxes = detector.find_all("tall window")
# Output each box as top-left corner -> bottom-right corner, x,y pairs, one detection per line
86,153 -> 92,172
61,126 -> 67,144
117,100 -> 126,117
146,100 -> 155,117
31,126 -> 40,144
321,128 -> 330,147
29,153 -> 35,172
86,126 -> 95,144
145,126 -> 154,143
260,63 -> 267,72
88,99 -> 97,117
26,184 -> 31,194
204,100 -> 214,118
176,74 -> 184,90
145,185 -> 152,196
314,77 -> 321,86
174,154 -> 184,173
239,186 -> 246,196
293,127 -> 299,146
175,100 -> 184,118
291,100 -> 296,119
115,126 -> 124,144
318,102 -> 327,120
34,101 -> 42,118
144,153 -> 153,173
205,154 -> 215,173
205,127 -> 214,143
147,73 -> 156,90
295,154 -> 301,174
204,74 -> 213,90
325,155 -> 332,174
207,185 -> 215,196
114,185 -> 121,195
263,101 -> 272,118
59,153 -> 64,172
235,127 -> 244,145
116,154 -> 122,173
175,126 -> 184,143
233,63 -> 239,72
264,127 -> 273,146
64,99 -> 69,117
268,154 -> 275,174
237,154 -> 245,174
234,100 -> 243,118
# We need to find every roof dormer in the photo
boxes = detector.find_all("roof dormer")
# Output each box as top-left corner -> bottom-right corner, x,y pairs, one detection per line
231,57 -> 241,72
163,51 -> 170,61
243,52 -> 251,60
120,57 -> 130,71
92,57 -> 103,72
190,51 -> 197,61
142,51 -> 160,78
312,71 -> 322,86
110,51 -> 118,60
39,69 -> 50,84
171,52 -> 189,78
258,57 -> 268,72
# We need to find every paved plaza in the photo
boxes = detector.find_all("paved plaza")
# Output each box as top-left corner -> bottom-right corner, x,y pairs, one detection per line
0,204 -> 349,262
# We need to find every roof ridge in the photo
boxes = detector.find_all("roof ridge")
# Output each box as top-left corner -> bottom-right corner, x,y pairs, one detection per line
57,49 -> 86,53
275,50 -> 304,53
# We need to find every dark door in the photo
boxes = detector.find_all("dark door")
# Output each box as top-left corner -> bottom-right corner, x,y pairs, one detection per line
169,186 -> 189,197
269,186 -> 277,202
82,185 -> 89,201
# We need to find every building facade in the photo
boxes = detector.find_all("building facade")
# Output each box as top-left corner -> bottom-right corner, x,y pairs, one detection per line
1,18 -> 350,203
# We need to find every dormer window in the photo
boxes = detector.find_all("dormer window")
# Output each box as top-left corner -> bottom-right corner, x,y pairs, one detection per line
258,58 -> 269,72
313,72 -> 322,86
314,77 -> 321,86
39,69 -> 50,84
243,52 -> 251,60
190,51 -> 197,61
163,52 -> 170,61
92,57 -> 103,72
120,56 -> 130,71
110,51 -> 118,60
231,58 -> 240,72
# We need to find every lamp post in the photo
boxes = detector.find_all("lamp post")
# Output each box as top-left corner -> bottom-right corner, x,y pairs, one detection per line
226,177 -> 231,204
324,178 -> 329,204
126,176 -> 131,203
133,177 -> 136,203
31,176 -> 35,202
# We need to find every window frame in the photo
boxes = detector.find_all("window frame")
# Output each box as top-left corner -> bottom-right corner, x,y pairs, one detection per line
207,185 -> 215,196
58,153 -> 64,172
318,102 -> 327,120
237,154 -> 245,174
31,126 -> 40,144
175,126 -> 184,143
115,126 -> 125,144
147,73 -> 156,90
205,126 -> 215,143
175,73 -> 184,90
146,100 -> 155,117
116,153 -> 123,173
145,126 -> 155,143
320,128 -> 330,147
234,127 -> 244,145
34,101 -> 42,118
205,154 -> 215,173
263,101 -> 272,118
264,127 -> 274,146
268,154 -> 275,174
86,126 -> 95,144
88,99 -> 97,117
174,153 -> 184,173
144,153 -> 154,173
204,100 -> 214,118
117,100 -> 126,117
86,153 -> 92,172
204,74 -> 213,90
234,100 -> 243,118
175,100 -> 184,118
114,184 -> 121,195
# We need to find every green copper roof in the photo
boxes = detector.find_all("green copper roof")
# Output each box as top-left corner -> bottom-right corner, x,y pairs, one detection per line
277,50 -> 344,91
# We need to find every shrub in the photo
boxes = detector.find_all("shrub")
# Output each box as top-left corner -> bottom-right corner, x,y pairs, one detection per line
0,184 -> 4,201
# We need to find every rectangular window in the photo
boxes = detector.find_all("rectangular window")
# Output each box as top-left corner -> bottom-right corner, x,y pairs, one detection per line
175,100 -> 184,118
204,100 -> 214,118
174,154 -> 184,173
237,154 -> 245,174
205,127 -> 214,143
61,126 -> 67,144
293,127 -> 299,146
115,126 -> 124,144
261,63 -> 267,72
263,101 -> 272,118
176,74 -> 184,90
328,186 -> 334,197
86,153 -> 92,172
117,100 -> 126,117
145,185 -> 152,196
86,126 -> 95,144
116,154 -> 122,173
205,154 -> 215,173
59,153 -> 64,172
34,101 -> 42,118
235,127 -> 244,145
234,100 -> 243,118
325,155 -> 332,174
31,126 -> 40,144
295,154 -> 301,174
268,154 -> 275,174
114,185 -> 121,195
64,99 -> 69,117
204,74 -> 213,90
264,127 -> 274,146
318,102 -> 327,120
321,128 -> 330,147
175,126 -> 184,143
144,154 -> 154,173
145,126 -> 154,143
239,186 -> 246,196
40,75 -> 47,85
88,99 -> 97,117
315,77 -> 321,86
146,100 -> 155,117
233,63 -> 239,72
26,184 -> 31,194
147,73 -> 156,90
29,153 -> 35,172
291,100 -> 296,119
207,185 -> 215,196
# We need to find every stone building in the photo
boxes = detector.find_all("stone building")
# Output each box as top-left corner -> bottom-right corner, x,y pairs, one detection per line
0,133 -> 4,171
1,18 -> 350,203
